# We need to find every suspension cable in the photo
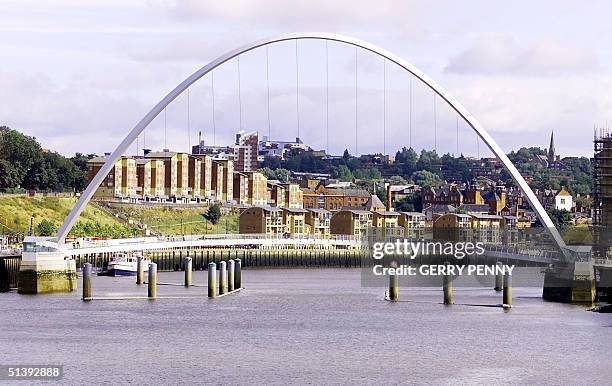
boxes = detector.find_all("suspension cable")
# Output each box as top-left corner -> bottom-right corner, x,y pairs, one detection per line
409,75 -> 412,149
456,115 -> 459,156
187,88 -> 191,151
211,71 -> 216,146
383,58 -> 386,155
355,47 -> 358,155
266,45 -> 271,139
433,93 -> 437,153
238,56 -> 242,130
326,40 -> 329,155
295,39 -> 300,140
164,107 -> 167,149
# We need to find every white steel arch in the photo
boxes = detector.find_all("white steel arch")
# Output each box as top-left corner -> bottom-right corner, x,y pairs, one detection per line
55,32 -> 566,250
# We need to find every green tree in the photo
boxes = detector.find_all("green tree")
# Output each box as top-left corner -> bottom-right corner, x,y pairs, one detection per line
332,165 -> 353,182
204,204 -> 222,225
411,170 -> 441,187
36,219 -> 57,236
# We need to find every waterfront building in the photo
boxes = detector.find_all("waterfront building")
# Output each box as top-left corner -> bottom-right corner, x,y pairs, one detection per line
145,151 -> 181,198
149,159 -> 165,199
239,206 -> 283,235
371,211 -> 403,241
211,161 -> 224,201
283,183 -> 303,209
135,159 -> 152,198
305,208 -> 331,238
187,156 -> 201,198
197,154 -> 213,199
233,172 -> 249,205
330,210 -> 372,239
267,181 -> 286,207
302,184 -> 370,211
398,212 -> 426,239
88,155 -> 137,200
423,204 -> 456,221
432,213 -> 473,242
470,213 -> 503,243
245,171 -> 268,206
283,208 -> 308,236
216,159 -> 234,202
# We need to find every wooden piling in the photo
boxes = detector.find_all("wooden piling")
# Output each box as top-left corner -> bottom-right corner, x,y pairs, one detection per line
503,271 -> 512,308
235,258 -> 242,289
494,262 -> 503,292
148,262 -> 157,299
219,260 -> 227,295
228,259 -> 235,292
82,263 -> 92,301
184,256 -> 192,287
443,273 -> 453,305
208,262 -> 217,298
136,256 -> 144,285
388,261 -> 399,302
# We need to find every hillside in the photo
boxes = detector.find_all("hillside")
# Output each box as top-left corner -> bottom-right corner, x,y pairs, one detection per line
0,196 -> 133,237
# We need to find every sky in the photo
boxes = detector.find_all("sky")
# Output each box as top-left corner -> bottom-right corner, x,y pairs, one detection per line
1,0 -> 611,158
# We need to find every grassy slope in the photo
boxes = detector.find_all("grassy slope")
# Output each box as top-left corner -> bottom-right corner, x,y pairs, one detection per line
115,205 -> 239,236
0,197 -> 125,235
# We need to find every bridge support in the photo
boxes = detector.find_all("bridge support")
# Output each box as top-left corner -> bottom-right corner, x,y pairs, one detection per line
543,261 -> 596,304
18,238 -> 76,294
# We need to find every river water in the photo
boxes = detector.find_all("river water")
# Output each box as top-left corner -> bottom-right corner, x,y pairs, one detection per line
1,269 -> 611,385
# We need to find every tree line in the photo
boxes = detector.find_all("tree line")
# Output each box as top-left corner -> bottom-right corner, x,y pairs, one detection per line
0,126 -> 93,193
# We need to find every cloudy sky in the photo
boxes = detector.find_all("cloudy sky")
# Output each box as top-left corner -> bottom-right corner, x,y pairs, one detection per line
1,0 -> 610,158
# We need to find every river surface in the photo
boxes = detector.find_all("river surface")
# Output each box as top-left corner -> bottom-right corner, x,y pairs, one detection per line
1,269 -> 611,385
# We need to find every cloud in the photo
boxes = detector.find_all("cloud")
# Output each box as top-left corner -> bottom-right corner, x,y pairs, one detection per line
445,37 -> 600,76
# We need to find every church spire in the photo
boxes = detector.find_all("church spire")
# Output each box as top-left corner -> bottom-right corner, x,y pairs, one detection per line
548,131 -> 556,164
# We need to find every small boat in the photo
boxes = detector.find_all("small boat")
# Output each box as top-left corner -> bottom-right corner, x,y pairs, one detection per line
107,253 -> 149,276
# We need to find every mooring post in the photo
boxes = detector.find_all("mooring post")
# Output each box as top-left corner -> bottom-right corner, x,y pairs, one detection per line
82,263 -> 92,301
136,256 -> 144,285
219,260 -> 227,295
443,271 -> 453,305
184,256 -> 192,287
503,271 -> 512,308
388,261 -> 399,302
235,258 -> 242,289
208,262 -> 217,298
494,262 -> 503,292
148,262 -> 157,299
228,259 -> 235,292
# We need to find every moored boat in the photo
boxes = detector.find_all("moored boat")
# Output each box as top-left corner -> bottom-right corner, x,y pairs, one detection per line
107,253 -> 149,276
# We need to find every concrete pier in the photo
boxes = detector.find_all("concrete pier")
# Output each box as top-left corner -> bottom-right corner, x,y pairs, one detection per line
228,260 -> 235,292
136,256 -> 144,285
219,261 -> 227,295
184,257 -> 192,287
235,259 -> 241,289
503,271 -> 512,308
208,262 -> 217,298
148,262 -> 157,299
18,237 -> 76,294
82,263 -> 92,301
543,261 -> 596,304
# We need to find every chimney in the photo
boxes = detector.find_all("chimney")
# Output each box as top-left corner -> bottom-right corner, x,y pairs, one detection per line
143,148 -> 151,156
386,184 -> 392,212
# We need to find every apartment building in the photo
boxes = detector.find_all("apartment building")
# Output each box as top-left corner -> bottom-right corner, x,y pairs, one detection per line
187,156 -> 201,198
211,161 -> 224,201
135,159 -> 152,198
88,155 -> 136,199
233,172 -> 249,205
239,206 -> 284,235
302,184 -> 370,211
432,213 -> 473,242
283,208 -> 308,236
268,181 -> 286,207
197,155 -> 213,198
245,171 -> 268,206
398,212 -> 426,239
330,210 -> 373,239
371,211 -> 403,241
284,183 -> 303,209
305,208 -> 331,238
145,151 -> 179,198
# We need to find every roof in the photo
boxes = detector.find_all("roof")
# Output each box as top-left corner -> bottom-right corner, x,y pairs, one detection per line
424,204 -> 456,213
340,209 -> 371,215
457,204 -> 490,213
556,187 -> 572,197
307,208 -> 331,214
471,213 -> 503,220
375,211 -> 400,216
145,151 -> 177,158
365,194 -> 386,210
282,208 -> 308,214
401,211 -> 426,217
135,159 -> 151,165
327,188 -> 371,197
